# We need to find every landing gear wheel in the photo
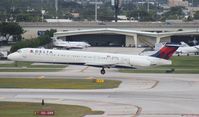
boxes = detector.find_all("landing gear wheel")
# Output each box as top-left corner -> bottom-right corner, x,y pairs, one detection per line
100,68 -> 105,75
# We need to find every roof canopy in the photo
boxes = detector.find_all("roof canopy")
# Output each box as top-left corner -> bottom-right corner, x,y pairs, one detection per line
54,28 -> 199,38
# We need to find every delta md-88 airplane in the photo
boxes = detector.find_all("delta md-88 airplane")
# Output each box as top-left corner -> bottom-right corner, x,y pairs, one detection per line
7,44 -> 179,74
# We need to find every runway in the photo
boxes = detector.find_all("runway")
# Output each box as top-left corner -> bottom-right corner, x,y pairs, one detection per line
0,66 -> 199,117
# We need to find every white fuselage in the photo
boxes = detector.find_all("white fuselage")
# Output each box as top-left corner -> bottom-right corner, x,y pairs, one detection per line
53,39 -> 90,49
176,46 -> 199,54
8,48 -> 172,68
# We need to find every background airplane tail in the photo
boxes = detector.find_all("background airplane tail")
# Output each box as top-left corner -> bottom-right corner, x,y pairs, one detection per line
180,42 -> 190,47
150,43 -> 179,60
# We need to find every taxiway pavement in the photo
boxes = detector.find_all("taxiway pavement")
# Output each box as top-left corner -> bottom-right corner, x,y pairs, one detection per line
0,66 -> 199,117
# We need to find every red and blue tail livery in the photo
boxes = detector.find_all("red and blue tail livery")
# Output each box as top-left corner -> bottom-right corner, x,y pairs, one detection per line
151,43 -> 179,60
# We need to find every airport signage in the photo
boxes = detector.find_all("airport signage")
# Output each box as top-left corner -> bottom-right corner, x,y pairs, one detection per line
35,110 -> 55,116
95,79 -> 105,83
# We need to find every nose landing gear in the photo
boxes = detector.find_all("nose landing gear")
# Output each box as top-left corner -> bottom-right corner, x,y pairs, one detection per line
100,68 -> 105,75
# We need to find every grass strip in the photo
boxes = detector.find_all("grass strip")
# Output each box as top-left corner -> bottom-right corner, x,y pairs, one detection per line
0,78 -> 121,89
0,61 -> 67,68
0,68 -> 63,72
0,101 -> 103,117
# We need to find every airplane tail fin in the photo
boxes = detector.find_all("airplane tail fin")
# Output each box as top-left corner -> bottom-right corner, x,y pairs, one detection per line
180,42 -> 190,47
150,43 -> 180,60
154,43 -> 164,51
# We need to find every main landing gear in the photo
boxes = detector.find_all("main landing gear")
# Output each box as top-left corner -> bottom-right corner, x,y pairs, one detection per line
100,68 -> 106,75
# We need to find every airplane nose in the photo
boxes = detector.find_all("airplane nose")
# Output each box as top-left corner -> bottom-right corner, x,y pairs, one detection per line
7,53 -> 18,61
7,54 -> 14,60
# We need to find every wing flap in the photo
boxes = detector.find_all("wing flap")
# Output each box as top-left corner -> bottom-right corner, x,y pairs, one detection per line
85,62 -> 117,68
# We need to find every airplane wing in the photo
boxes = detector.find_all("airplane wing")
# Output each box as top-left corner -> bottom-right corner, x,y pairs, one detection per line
85,62 -> 136,69
85,62 -> 117,68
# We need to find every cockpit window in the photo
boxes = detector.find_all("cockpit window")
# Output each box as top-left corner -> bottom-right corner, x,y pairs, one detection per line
30,50 -> 33,53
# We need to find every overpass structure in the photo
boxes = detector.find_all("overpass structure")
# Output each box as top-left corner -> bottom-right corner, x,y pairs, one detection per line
54,28 -> 199,47
19,22 -> 199,47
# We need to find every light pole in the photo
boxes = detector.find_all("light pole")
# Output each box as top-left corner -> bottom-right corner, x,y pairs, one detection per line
192,0 -> 194,7
147,0 -> 149,12
41,10 -> 45,22
114,0 -> 119,22
95,0 -> 98,22
55,0 -> 58,19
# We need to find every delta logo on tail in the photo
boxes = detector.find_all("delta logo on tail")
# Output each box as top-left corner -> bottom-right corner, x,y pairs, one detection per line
151,43 -> 180,60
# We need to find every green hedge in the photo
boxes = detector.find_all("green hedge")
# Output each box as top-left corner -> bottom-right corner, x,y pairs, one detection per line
10,29 -> 56,53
